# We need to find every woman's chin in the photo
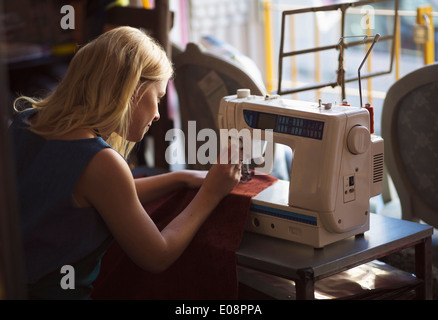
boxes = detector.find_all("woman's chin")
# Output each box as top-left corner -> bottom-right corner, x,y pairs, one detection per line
126,133 -> 146,143
125,126 -> 150,142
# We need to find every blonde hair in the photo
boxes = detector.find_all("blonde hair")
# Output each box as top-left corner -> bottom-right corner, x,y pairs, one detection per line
14,26 -> 174,158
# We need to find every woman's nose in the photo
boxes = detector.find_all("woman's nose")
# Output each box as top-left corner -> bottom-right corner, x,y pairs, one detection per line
153,112 -> 160,122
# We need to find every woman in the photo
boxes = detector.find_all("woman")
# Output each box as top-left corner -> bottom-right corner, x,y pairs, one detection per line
9,26 -> 241,299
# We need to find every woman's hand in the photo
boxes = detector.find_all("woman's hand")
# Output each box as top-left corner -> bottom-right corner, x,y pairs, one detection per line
201,162 -> 241,201
200,146 -> 242,201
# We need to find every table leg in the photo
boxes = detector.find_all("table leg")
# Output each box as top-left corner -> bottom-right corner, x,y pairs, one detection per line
295,268 -> 315,300
415,236 -> 432,300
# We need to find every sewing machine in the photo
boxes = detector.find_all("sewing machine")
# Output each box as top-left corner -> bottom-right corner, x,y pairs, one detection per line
218,89 -> 384,248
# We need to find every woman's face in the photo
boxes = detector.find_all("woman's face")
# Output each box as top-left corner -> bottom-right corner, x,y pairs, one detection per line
127,80 -> 167,142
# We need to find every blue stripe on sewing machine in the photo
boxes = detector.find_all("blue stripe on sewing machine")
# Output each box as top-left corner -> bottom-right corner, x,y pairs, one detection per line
250,203 -> 318,226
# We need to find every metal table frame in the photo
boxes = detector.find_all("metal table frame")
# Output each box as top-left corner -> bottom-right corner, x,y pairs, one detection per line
237,213 -> 433,299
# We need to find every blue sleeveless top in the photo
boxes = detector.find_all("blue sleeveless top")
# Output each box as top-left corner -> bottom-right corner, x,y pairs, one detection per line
9,109 -> 113,299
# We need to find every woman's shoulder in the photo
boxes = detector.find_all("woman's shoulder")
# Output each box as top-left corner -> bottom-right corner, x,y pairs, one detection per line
74,145 -> 137,209
87,145 -> 127,167
83,147 -> 132,183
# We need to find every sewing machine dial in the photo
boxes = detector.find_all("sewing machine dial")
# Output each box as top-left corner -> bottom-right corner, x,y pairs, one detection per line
347,125 -> 370,155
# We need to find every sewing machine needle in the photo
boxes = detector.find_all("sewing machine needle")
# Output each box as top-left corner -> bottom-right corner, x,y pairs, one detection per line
240,162 -> 252,183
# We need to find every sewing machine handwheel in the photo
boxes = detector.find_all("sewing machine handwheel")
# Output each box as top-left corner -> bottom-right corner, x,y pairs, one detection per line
347,125 -> 370,155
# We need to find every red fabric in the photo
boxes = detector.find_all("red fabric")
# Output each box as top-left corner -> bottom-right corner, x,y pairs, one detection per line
91,173 -> 277,300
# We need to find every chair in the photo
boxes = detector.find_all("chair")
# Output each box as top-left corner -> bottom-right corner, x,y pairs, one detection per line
173,42 -> 267,170
381,62 -> 438,228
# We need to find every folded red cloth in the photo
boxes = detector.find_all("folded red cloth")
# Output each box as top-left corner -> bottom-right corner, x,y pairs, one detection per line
92,173 -> 278,300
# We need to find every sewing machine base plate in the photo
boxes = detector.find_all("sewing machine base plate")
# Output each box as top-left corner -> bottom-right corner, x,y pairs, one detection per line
248,180 -> 370,248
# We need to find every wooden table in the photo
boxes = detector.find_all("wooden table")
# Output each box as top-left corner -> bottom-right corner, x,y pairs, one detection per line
237,213 -> 433,299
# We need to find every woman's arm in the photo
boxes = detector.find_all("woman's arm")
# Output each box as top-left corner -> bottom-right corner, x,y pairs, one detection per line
134,170 -> 207,204
77,148 -> 240,273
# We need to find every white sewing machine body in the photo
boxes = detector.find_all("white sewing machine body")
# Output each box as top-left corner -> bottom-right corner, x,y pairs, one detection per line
218,90 -> 384,248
